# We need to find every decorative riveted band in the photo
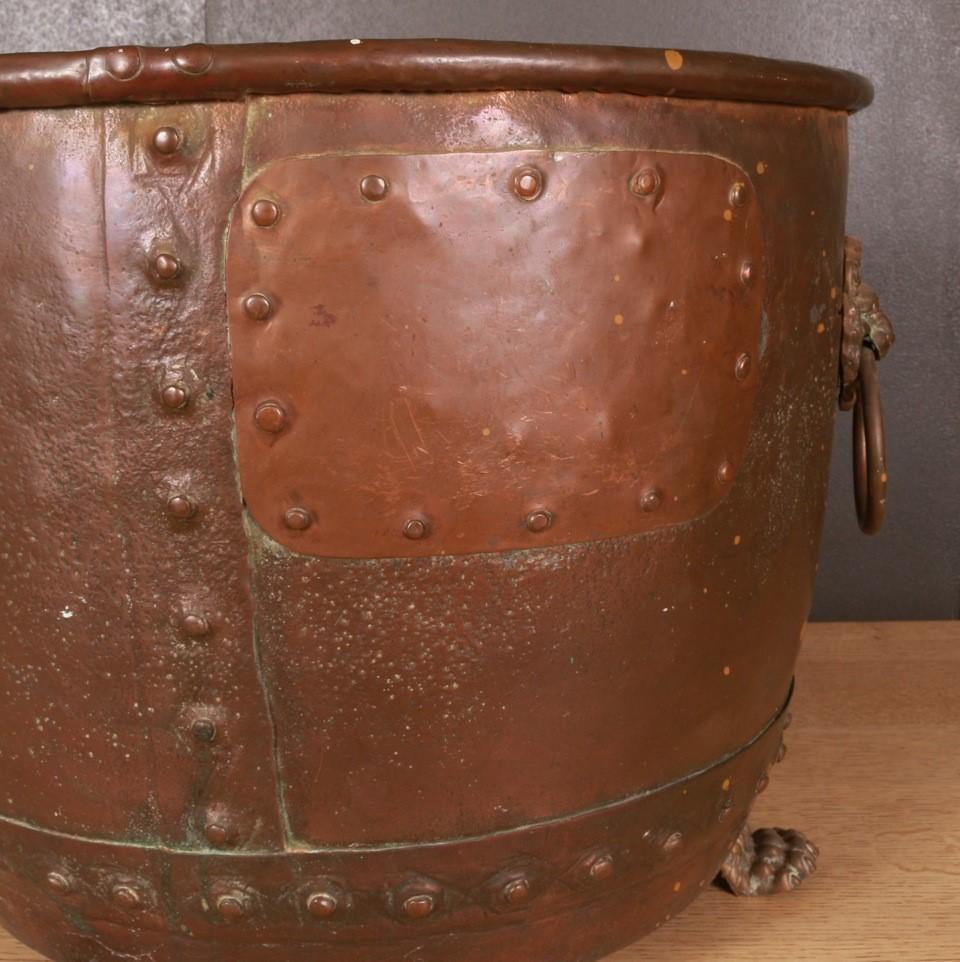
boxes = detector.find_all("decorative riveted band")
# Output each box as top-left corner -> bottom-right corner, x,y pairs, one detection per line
0,690 -> 790,940
227,148 -> 763,560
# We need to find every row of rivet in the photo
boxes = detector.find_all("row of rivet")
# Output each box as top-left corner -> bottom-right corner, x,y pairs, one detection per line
41,846 -> 631,923
37,766 -> 768,922
244,169 -> 751,211
269,485 -> 744,541
146,122 -> 236,817
270,472 -> 735,541
103,44 -> 214,83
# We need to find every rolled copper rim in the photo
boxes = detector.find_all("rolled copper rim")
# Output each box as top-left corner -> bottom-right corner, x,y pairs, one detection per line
0,39 -> 874,112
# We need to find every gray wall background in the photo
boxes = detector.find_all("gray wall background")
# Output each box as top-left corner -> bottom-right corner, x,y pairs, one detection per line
1,0 -> 956,621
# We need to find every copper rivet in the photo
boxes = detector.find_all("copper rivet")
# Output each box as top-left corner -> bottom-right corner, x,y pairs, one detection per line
112,885 -> 142,910
251,199 -> 280,227
160,383 -> 189,410
502,877 -> 531,906
641,488 -> 663,512
756,772 -> 770,794
205,822 -> 230,845
283,507 -> 312,531
192,718 -> 217,743
172,43 -> 214,75
253,401 -> 287,434
717,461 -> 734,484
360,174 -> 389,202
729,182 -> 747,207
525,509 -> 554,533
167,494 -> 196,520
153,253 -> 181,280
306,892 -> 338,918
402,893 -> 436,919
216,894 -> 246,920
402,517 -> 429,540
182,613 -> 210,638
243,293 -> 273,321
663,831 -> 684,853
735,353 -> 752,380
104,47 -> 141,81
589,856 -> 615,881
46,871 -> 72,894
512,166 -> 544,201
152,126 -> 181,155
739,261 -> 754,285
630,168 -> 660,196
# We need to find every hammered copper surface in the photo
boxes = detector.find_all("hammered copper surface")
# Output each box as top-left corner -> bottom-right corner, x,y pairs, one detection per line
0,38 -> 882,962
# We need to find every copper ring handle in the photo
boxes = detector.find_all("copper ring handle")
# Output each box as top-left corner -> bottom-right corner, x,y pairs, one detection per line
852,346 -> 886,534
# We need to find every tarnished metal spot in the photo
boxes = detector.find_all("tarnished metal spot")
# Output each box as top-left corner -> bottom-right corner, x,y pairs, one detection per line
227,149 -> 764,558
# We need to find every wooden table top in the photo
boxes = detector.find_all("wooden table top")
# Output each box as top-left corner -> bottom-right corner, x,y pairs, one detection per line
2,621 -> 957,962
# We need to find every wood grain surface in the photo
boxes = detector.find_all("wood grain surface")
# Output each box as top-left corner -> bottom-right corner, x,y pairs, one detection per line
2,621 -> 957,961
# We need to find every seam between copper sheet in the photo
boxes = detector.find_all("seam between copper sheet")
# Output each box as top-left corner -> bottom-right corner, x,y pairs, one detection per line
231,97 -> 295,850
97,105 -> 167,846
0,682 -> 792,856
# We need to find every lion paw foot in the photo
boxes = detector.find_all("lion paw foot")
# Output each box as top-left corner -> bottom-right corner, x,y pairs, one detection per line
718,823 -> 818,896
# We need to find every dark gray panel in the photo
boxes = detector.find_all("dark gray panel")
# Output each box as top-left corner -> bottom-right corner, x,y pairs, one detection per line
204,0 -> 959,621
0,0 -> 204,52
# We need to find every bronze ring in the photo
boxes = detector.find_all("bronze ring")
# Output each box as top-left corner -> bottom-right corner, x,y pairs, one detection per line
852,346 -> 886,534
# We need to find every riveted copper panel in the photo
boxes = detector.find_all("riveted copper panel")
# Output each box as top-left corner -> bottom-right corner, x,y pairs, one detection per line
228,149 -> 763,558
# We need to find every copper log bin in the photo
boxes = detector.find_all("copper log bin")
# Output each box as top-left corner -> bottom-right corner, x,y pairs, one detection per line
0,40 -> 894,962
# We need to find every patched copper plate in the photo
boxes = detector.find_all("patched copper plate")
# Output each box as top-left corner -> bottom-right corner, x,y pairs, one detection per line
227,149 -> 763,558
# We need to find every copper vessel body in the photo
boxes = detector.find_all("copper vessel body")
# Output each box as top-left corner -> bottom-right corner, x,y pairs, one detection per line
0,41 -> 880,962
